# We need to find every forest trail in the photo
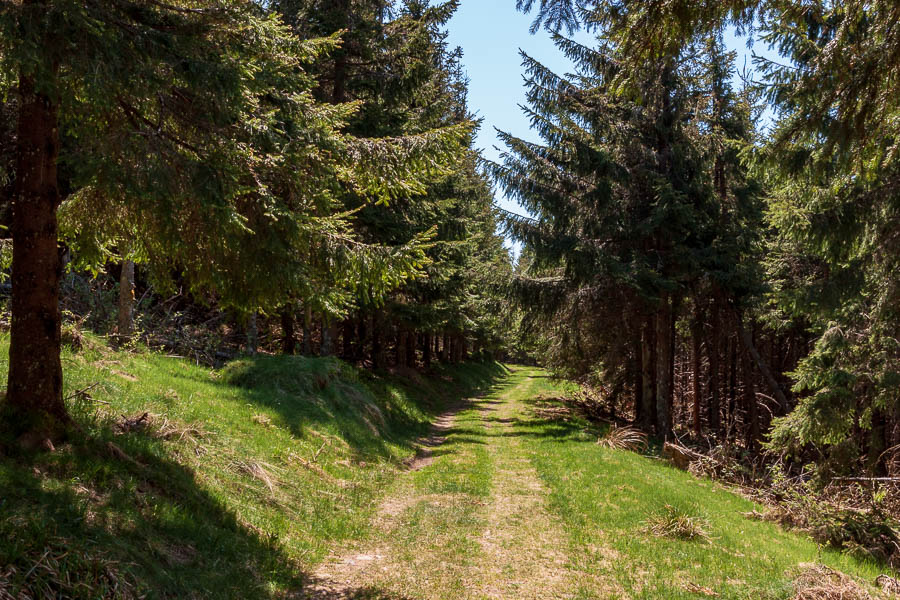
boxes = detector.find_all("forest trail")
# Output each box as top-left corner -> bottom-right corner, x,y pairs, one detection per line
302,367 -> 609,600
300,366 -> 884,600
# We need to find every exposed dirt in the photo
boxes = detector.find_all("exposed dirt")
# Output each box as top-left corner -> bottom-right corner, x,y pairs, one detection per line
402,405 -> 464,472
301,378 -> 621,600
468,389 -> 577,599
303,403 -> 470,600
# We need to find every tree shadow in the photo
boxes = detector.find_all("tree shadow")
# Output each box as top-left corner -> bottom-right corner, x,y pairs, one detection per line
302,580 -> 421,599
0,427 -> 312,599
167,357 -> 508,465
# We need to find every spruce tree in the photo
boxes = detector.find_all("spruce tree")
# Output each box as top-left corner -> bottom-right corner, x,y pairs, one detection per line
0,0 -> 466,442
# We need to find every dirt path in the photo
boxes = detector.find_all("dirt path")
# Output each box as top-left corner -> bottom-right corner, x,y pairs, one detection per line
301,372 -> 593,600
302,402 -> 473,600
468,380 -> 575,599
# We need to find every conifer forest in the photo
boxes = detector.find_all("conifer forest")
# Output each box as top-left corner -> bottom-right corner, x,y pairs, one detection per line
3,1 -> 900,599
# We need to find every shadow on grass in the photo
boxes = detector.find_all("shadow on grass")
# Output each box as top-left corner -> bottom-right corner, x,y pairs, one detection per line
303,583 -> 420,599
0,359 -> 510,599
167,356 -> 508,464
0,429 -> 305,599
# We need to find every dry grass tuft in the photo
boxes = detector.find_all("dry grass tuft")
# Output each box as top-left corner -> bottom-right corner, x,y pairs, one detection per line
61,323 -> 86,351
233,460 -> 277,492
598,426 -> 648,452
115,412 -> 151,434
155,417 -> 208,444
791,564 -> 874,600
0,542 -> 139,599
877,574 -> 900,595
251,414 -> 273,427
643,504 -> 710,541
684,581 -> 719,597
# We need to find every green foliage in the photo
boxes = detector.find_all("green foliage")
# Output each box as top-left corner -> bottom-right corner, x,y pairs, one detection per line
276,0 -> 512,350
496,4 -> 763,393
1,0 -> 473,323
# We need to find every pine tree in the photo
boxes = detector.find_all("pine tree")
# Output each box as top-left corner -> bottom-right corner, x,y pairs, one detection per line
0,0 -> 467,443
278,0 -> 510,367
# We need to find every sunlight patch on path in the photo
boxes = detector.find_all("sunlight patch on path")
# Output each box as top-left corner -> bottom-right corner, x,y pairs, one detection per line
301,370 -> 620,599
469,375 -> 577,599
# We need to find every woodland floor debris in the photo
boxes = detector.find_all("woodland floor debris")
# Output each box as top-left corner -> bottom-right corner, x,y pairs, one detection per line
791,564 -> 875,600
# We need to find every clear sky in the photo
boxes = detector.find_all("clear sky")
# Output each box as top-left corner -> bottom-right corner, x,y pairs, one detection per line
444,1 -> 774,253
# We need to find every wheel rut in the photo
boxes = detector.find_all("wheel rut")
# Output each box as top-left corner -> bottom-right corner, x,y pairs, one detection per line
301,372 -> 605,599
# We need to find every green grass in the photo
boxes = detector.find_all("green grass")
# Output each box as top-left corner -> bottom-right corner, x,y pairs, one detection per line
1,350 -> 888,599
388,403 -> 496,597
0,334 -> 506,599
505,365 -> 885,599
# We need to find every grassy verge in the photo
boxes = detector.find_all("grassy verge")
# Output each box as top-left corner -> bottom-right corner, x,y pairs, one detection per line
0,334 -> 505,599
508,365 -> 885,599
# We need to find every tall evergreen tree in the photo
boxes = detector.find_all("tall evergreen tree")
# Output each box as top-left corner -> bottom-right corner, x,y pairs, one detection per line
0,0 -> 467,443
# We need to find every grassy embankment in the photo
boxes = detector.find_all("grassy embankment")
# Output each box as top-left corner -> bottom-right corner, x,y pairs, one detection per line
0,333 -> 505,599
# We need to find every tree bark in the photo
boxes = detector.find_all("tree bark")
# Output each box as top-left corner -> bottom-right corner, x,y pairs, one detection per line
423,333 -> 433,369
342,318 -> 355,359
302,305 -> 313,356
740,329 -> 759,450
708,301 -> 721,435
633,329 -> 644,425
281,308 -> 296,355
692,315 -> 703,438
642,315 -> 657,433
118,259 -> 135,340
245,312 -> 258,355
728,336 -> 737,438
321,317 -> 336,356
736,314 -> 789,411
356,317 -> 367,361
407,331 -> 417,368
6,71 -> 68,440
655,295 -> 673,439
372,313 -> 386,368
330,0 -> 351,103
394,327 -> 406,367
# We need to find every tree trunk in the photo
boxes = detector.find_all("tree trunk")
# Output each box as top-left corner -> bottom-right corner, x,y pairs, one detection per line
394,327 -> 406,367
321,318 -> 336,356
642,315 -> 657,433
117,259 -> 136,340
633,329 -> 644,425
407,331 -> 417,368
331,0 -> 351,103
302,305 -> 313,356
342,318 -> 355,359
356,317 -> 368,361
372,313 -> 386,369
281,308 -> 296,355
6,71 -> 68,441
655,295 -> 673,439
708,302 -> 722,435
423,333 -> 433,369
692,315 -> 702,438
870,407 -> 889,475
740,330 -> 759,450
245,312 -> 258,355
736,314 -> 789,411
728,336 -> 737,439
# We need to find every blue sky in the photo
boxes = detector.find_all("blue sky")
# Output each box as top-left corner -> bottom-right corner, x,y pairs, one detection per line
445,2 -> 775,251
